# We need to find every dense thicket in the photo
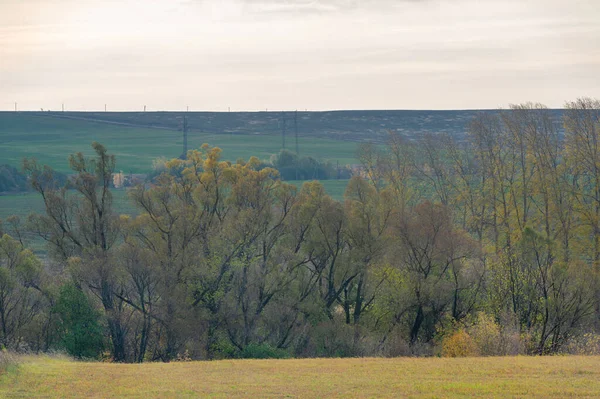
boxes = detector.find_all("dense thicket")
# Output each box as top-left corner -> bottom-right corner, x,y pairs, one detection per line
147,149 -> 351,184
270,149 -> 352,180
0,164 -> 67,193
1,99 -> 600,361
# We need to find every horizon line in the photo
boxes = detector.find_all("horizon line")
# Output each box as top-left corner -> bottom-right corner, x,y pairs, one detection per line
0,107 -> 567,113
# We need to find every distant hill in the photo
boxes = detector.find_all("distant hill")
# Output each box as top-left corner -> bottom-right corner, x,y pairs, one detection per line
31,109 -> 563,142
0,110 -> 565,173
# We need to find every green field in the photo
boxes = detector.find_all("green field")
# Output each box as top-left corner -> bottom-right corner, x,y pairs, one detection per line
0,180 -> 349,222
0,190 -> 136,220
1,355 -> 599,398
0,111 -> 350,245
0,113 -> 359,174
287,179 -> 348,201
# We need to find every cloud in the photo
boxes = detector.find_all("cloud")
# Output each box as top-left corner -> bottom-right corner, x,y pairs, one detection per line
1,0 -> 598,110
181,0 -> 425,16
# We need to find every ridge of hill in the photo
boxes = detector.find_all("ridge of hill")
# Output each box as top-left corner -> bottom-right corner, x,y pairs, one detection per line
7,109 -> 541,142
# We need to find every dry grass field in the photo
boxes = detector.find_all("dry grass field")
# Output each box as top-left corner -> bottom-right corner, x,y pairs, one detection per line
1,355 -> 599,398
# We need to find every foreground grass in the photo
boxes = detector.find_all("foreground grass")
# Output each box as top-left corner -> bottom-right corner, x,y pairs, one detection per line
1,356 -> 599,398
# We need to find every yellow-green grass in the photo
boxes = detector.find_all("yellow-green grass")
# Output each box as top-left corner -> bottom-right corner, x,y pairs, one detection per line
0,113 -> 359,174
1,355 -> 599,398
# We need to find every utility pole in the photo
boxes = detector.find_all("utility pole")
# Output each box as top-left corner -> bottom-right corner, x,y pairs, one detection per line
281,113 -> 286,149
62,103 -> 64,112
105,104 -> 107,112
187,106 -> 189,112
14,102 -> 17,112
144,105 -> 146,112
180,115 -> 189,159
294,110 -> 299,155
294,110 -> 299,180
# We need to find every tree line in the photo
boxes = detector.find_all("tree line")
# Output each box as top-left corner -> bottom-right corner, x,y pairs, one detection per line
1,98 -> 599,361
149,149 -> 351,184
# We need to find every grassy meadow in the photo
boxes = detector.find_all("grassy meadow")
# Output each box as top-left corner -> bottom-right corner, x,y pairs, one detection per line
0,180 -> 349,223
1,355 -> 599,398
0,113 -> 360,174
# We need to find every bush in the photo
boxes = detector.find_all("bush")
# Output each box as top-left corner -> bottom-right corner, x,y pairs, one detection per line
271,150 -> 339,181
209,340 -> 238,360
563,333 -> 600,355
437,312 -> 527,357
441,329 -> 479,357
53,284 -> 105,359
308,321 -> 357,357
240,343 -> 290,359
380,334 -> 411,357
466,312 -> 502,356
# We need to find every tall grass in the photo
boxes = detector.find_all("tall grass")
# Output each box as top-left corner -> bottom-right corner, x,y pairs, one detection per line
0,349 -> 19,375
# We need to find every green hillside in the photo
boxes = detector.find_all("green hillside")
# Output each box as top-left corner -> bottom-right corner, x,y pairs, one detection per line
0,113 -> 359,173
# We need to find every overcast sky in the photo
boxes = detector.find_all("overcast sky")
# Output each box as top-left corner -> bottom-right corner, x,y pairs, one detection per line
1,0 -> 599,111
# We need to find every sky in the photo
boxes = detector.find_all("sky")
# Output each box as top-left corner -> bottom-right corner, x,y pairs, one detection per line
1,0 -> 599,111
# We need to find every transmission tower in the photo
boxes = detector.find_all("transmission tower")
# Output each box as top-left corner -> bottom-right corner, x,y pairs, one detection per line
294,110 -> 299,155
281,113 -> 287,149
180,115 -> 189,159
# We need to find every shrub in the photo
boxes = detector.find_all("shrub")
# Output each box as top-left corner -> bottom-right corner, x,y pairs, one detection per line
466,312 -> 502,356
563,333 -> 600,355
309,321 -> 357,358
175,349 -> 192,362
209,340 -> 238,360
441,329 -> 479,357
53,284 -> 105,359
438,312 -> 526,357
240,343 -> 290,359
380,334 -> 411,357
271,150 -> 338,180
